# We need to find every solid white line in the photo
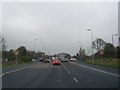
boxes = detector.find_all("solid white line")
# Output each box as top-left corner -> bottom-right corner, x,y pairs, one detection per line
68,71 -> 70,74
0,67 -> 27,77
73,77 -> 79,83
70,62 -> 119,77
0,73 -> 4,77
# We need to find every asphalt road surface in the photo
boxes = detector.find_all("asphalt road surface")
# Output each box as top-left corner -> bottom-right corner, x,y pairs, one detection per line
1,61 -> 120,88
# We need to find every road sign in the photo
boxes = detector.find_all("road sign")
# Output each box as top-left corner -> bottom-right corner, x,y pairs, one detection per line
14,50 -> 19,55
99,49 -> 104,55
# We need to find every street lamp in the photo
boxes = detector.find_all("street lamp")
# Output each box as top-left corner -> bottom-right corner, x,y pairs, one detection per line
78,41 -> 82,61
34,39 -> 39,60
112,34 -> 117,58
87,28 -> 94,62
40,41 -> 46,54
39,41 -> 47,59
112,34 -> 117,46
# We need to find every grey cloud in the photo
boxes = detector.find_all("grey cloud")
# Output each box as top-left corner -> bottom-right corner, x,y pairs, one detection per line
2,2 -> 118,55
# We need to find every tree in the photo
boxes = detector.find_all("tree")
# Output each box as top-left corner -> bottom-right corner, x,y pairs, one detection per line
0,33 -> 1,49
9,49 -> 14,56
76,53 -> 79,60
116,46 -> 120,59
36,51 -> 45,58
72,55 -> 76,58
78,47 -> 86,61
27,50 -> 34,57
92,38 -> 106,59
92,38 -> 106,52
0,34 -> 7,51
17,46 -> 27,56
104,43 -> 115,58
0,34 -> 7,64
65,53 -> 71,59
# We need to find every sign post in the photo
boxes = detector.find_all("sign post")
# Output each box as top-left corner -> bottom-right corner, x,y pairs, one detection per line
99,49 -> 104,63
14,50 -> 19,64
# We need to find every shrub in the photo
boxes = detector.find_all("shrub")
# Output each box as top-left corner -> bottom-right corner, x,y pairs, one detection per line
19,56 -> 32,62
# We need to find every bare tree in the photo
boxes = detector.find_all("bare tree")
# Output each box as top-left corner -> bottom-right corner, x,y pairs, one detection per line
0,33 -> 2,48
0,33 -> 2,64
78,47 -> 86,61
92,38 -> 106,52
0,33 -> 7,51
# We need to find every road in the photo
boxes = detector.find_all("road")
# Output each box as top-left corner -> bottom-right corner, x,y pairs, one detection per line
1,61 -> 120,88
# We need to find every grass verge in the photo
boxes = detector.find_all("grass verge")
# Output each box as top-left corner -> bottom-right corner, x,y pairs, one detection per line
0,61 -> 35,68
83,59 -> 120,68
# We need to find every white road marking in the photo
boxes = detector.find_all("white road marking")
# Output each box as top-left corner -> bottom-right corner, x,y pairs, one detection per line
73,77 -> 79,83
0,73 -> 4,77
62,64 -> 66,69
70,62 -> 119,77
0,67 -> 27,77
65,67 -> 67,70
63,65 -> 66,68
68,71 -> 70,74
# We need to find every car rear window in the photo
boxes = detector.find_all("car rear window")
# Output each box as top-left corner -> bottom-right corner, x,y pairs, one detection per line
53,58 -> 59,61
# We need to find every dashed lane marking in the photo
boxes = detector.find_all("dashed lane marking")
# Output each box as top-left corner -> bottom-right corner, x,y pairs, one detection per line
62,64 -> 67,70
73,77 -> 79,83
68,71 -> 70,74
65,67 -> 67,70
62,64 -> 66,69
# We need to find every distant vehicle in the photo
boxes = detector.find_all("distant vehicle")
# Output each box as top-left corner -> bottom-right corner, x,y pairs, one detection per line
65,58 -> 69,62
58,53 -> 70,62
52,58 -> 61,65
32,59 -> 36,61
61,58 -> 69,62
44,59 -> 50,63
58,53 -> 66,62
39,57 -> 44,62
70,58 -> 77,62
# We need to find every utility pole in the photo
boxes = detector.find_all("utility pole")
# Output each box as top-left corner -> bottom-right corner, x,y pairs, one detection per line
87,28 -> 94,63
78,41 -> 82,61
112,34 -> 117,58
34,39 -> 38,60
112,34 -> 117,46
14,50 -> 19,64
80,47 -> 82,60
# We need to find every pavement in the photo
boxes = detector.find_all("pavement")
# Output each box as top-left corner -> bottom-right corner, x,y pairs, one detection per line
1,61 -> 120,88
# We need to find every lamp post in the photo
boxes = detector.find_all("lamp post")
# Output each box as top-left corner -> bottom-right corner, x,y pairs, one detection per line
40,41 -> 46,59
112,34 -> 117,58
34,39 -> 38,60
112,34 -> 117,46
78,41 -> 82,61
119,37 -> 120,46
87,28 -> 94,62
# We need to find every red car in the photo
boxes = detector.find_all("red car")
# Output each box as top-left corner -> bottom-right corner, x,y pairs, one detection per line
70,58 -> 77,62
53,58 -> 61,65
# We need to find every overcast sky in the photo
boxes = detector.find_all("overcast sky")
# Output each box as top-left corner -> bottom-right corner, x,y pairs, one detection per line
2,1 -> 118,56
